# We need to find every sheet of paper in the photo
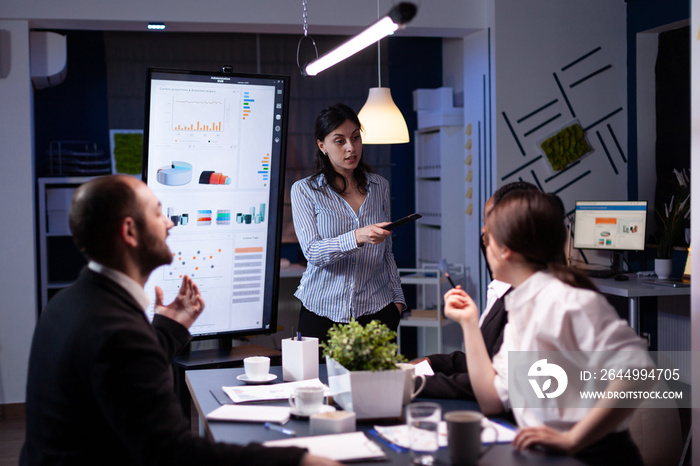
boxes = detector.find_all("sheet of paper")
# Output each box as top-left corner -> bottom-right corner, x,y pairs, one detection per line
373,418 -> 516,449
483,418 -> 517,444
206,404 -> 291,424
222,378 -> 329,404
264,431 -> 386,462
373,422 -> 447,449
414,359 -> 435,376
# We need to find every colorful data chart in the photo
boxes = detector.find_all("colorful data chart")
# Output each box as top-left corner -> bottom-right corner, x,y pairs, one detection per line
156,161 -> 193,186
163,246 -> 225,281
242,91 -> 253,120
217,209 -> 231,225
234,203 -> 266,225
197,210 -> 212,226
172,98 -> 224,132
199,170 -> 232,185
232,247 -> 264,304
259,154 -> 270,182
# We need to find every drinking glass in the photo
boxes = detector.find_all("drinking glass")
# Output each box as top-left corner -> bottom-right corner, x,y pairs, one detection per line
406,402 -> 441,465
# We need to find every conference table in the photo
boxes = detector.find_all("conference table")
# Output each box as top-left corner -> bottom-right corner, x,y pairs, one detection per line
186,365 -> 584,465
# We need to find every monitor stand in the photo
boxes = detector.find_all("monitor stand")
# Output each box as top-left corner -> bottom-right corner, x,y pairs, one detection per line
610,251 -> 626,275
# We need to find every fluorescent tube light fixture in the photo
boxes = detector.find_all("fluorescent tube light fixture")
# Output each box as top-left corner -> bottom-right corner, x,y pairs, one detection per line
303,2 -> 417,77
147,23 -> 166,30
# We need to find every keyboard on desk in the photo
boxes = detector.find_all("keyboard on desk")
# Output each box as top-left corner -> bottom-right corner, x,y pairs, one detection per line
581,269 -> 617,279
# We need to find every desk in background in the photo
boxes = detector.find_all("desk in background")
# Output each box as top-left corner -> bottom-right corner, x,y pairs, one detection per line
186,365 -> 584,465
590,274 -> 690,334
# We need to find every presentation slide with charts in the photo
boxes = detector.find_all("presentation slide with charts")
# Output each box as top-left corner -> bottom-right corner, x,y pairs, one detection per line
573,201 -> 647,251
142,69 -> 288,337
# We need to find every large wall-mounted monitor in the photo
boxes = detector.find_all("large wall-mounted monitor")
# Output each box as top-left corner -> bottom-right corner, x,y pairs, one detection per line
142,67 -> 289,341
573,200 -> 648,251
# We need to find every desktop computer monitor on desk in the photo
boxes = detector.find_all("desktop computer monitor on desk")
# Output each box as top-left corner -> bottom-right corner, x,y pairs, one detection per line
572,200 -> 648,277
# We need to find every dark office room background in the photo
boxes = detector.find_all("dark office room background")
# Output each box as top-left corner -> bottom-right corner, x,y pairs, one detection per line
32,31 -> 442,266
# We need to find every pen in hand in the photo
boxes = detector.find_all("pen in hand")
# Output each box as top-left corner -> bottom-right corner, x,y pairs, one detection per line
445,272 -> 457,289
264,422 -> 296,436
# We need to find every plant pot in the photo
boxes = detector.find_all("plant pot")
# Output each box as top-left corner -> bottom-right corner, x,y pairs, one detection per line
655,258 -> 673,279
325,356 -> 405,420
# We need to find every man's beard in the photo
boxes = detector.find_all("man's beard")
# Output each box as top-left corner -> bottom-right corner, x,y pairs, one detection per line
136,224 -> 173,276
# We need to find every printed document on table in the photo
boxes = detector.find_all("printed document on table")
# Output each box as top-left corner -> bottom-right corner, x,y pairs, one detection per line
206,404 -> 290,424
223,378 -> 329,403
264,431 -> 386,462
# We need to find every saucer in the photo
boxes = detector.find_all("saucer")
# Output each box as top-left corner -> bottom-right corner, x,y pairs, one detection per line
290,404 -> 336,418
237,373 -> 277,385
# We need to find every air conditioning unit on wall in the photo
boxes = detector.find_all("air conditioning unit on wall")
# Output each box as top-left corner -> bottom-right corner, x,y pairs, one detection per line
30,31 -> 67,89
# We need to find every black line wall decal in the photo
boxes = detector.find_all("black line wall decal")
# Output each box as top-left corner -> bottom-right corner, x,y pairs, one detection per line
553,170 -> 592,194
501,155 -> 543,180
502,111 -> 526,156
531,170 -> 543,191
596,130 -> 618,175
607,124 -> 627,163
570,64 -> 612,88
562,46 -> 602,71
483,76 -> 490,196
543,160 -> 581,183
517,99 -> 559,123
582,107 -> 623,132
553,73 -> 575,119
523,113 -> 562,138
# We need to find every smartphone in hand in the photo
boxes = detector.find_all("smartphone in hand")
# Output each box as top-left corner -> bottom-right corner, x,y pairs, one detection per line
382,213 -> 422,231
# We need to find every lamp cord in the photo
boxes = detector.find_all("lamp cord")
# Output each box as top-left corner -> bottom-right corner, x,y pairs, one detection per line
302,0 -> 309,36
376,0 -> 381,87
297,0 -> 318,75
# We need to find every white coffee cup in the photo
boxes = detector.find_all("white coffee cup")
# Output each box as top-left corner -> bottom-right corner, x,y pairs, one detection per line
243,356 -> 270,381
397,363 -> 427,405
288,386 -> 325,416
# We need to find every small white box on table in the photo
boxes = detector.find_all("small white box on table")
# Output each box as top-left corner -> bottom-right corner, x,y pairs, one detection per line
281,336 -> 319,382
310,411 -> 356,435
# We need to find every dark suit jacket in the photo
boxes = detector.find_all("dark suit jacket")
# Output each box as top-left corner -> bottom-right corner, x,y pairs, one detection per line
22,267 -> 305,466
421,292 -> 509,400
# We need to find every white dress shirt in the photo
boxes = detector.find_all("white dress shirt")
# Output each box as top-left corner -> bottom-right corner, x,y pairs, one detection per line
479,279 -> 511,326
88,261 -> 151,311
290,172 -> 405,322
492,271 -> 649,430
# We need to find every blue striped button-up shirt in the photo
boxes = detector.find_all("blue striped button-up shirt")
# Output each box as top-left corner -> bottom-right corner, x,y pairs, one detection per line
291,172 -> 406,322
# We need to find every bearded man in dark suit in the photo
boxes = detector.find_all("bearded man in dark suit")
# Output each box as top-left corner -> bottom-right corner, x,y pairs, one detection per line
22,175 -> 338,466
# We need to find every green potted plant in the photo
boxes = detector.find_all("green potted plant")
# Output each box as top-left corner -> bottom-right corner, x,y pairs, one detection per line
322,319 -> 407,419
654,169 -> 690,278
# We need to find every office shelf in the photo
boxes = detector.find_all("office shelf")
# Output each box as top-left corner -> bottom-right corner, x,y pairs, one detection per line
37,177 -> 94,312
414,123 -> 465,271
397,266 -> 462,356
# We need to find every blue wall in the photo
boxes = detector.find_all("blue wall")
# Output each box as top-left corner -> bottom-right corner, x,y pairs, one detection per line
388,37 -> 443,268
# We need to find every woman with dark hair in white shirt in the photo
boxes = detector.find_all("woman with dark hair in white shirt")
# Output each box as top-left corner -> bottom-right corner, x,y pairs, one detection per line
444,189 -> 649,464
291,104 -> 406,342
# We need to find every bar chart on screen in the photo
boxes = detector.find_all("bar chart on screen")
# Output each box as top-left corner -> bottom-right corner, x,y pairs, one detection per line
172,98 -> 224,131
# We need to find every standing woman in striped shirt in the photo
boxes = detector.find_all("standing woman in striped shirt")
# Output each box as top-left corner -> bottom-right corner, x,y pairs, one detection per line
291,103 -> 406,342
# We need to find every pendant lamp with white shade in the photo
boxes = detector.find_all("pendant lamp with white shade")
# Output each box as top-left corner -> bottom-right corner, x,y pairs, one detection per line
358,87 -> 409,144
357,1 -> 412,145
